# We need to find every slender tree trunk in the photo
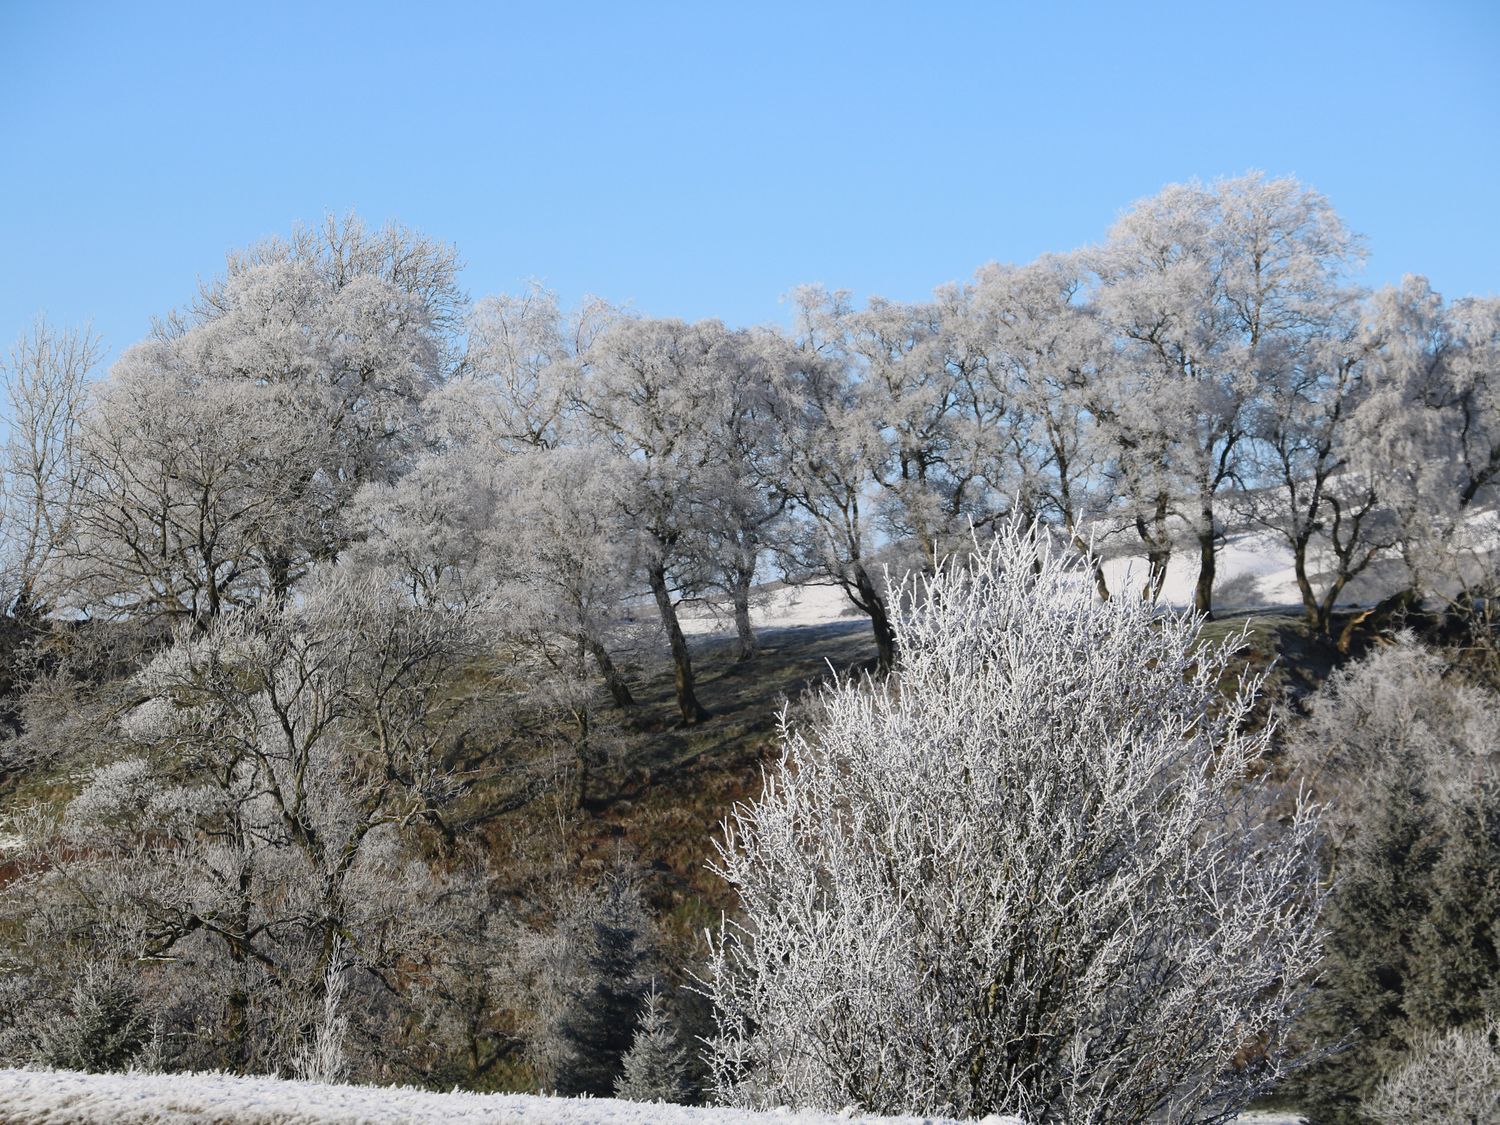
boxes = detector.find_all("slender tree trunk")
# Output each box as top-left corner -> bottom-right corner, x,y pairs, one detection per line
731,565 -> 758,662
1089,554 -> 1110,602
648,565 -> 709,725
1291,535 -> 1319,627
1136,495 -> 1171,604
268,550 -> 294,606
1193,503 -> 1216,618
854,567 -> 897,673
1317,574 -> 1350,635
586,636 -> 636,709
1065,520 -> 1111,602
224,863 -> 253,1069
572,703 -> 595,807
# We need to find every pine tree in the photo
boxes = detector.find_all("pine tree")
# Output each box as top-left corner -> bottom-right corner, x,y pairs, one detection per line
615,984 -> 692,1104
552,873 -> 654,1097
1298,750 -> 1443,1124
32,961 -> 152,1073
1405,782 -> 1500,1031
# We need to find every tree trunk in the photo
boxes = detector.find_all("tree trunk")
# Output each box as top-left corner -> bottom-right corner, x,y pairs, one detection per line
1316,575 -> 1350,636
854,568 -> 897,673
1291,535 -> 1319,627
586,636 -> 636,709
1066,528 -> 1111,602
1136,494 -> 1171,604
1090,555 -> 1111,602
1193,506 -> 1216,618
648,565 -> 709,725
731,566 -> 758,662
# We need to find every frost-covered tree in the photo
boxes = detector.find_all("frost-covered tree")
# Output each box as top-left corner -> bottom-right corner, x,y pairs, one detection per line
1287,639 -> 1500,1123
0,317 -> 97,618
615,984 -> 693,1104
64,215 -> 463,620
963,253 -> 1119,598
63,354 -> 327,621
486,446 -> 641,710
1348,278 -> 1500,612
1245,311 -> 1392,632
5,574 -> 479,1074
766,289 -> 900,669
705,522 -> 1325,1122
678,327 -> 791,663
1094,173 -> 1362,615
576,317 -> 750,723
28,960 -> 155,1074
438,283 -> 610,454
836,293 -> 1004,569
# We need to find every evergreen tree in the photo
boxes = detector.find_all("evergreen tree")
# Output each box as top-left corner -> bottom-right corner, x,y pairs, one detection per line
1296,757 -> 1500,1122
1299,751 -> 1443,1124
32,961 -> 152,1073
615,984 -> 692,1104
552,872 -> 655,1097
1405,782 -> 1500,1031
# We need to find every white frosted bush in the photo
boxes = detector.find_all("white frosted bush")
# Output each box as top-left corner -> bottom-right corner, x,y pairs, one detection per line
705,523 -> 1325,1124
1365,1018 -> 1500,1124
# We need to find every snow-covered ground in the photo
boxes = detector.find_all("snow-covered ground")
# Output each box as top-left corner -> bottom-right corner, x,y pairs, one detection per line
0,1068 -> 1016,1125
679,531 -> 1406,640
678,581 -> 862,637
0,1069 -> 1306,1124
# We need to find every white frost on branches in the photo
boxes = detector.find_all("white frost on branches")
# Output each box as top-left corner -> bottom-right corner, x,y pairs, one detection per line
705,523 -> 1326,1123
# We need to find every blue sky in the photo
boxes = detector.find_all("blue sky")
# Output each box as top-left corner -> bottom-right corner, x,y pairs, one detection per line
3,1 -> 1497,364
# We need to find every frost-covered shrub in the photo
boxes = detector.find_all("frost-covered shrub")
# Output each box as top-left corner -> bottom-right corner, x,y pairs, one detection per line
706,523 -> 1326,1123
1287,635 -> 1498,832
31,961 -> 154,1073
1365,1018 -> 1500,1124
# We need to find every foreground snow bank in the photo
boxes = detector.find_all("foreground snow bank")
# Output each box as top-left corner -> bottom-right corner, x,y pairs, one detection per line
0,1068 -> 1017,1125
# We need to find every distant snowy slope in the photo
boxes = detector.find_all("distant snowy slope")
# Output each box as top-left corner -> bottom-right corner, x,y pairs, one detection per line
0,1068 -> 1018,1125
678,531 -> 1411,640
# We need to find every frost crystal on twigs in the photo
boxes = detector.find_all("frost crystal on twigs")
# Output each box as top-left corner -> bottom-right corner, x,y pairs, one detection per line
1364,1017 -> 1500,1124
705,522 -> 1326,1123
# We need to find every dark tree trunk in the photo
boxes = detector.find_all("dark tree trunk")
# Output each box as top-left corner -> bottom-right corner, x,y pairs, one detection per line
648,565 -> 709,725
586,636 -> 636,709
854,568 -> 897,673
1194,518 -> 1216,619
1136,493 -> 1172,604
1290,533 -> 1322,628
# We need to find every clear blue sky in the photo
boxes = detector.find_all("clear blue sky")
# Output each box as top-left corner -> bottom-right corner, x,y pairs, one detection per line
3,0 -> 1497,364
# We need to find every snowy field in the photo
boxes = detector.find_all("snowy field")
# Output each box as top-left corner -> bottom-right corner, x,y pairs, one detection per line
0,1069 -> 1306,1124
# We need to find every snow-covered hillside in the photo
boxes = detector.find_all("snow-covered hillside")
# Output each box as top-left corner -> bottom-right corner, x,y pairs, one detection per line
679,530 -> 1411,640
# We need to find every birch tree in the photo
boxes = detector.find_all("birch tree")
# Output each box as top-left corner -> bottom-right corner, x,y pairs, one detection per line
0,317 -> 98,618
1349,277 -> 1500,610
1095,173 -> 1361,615
766,289 -> 899,670
576,317 -> 744,724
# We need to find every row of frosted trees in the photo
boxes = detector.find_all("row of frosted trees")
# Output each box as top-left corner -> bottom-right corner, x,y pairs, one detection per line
4,175 -> 1496,725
